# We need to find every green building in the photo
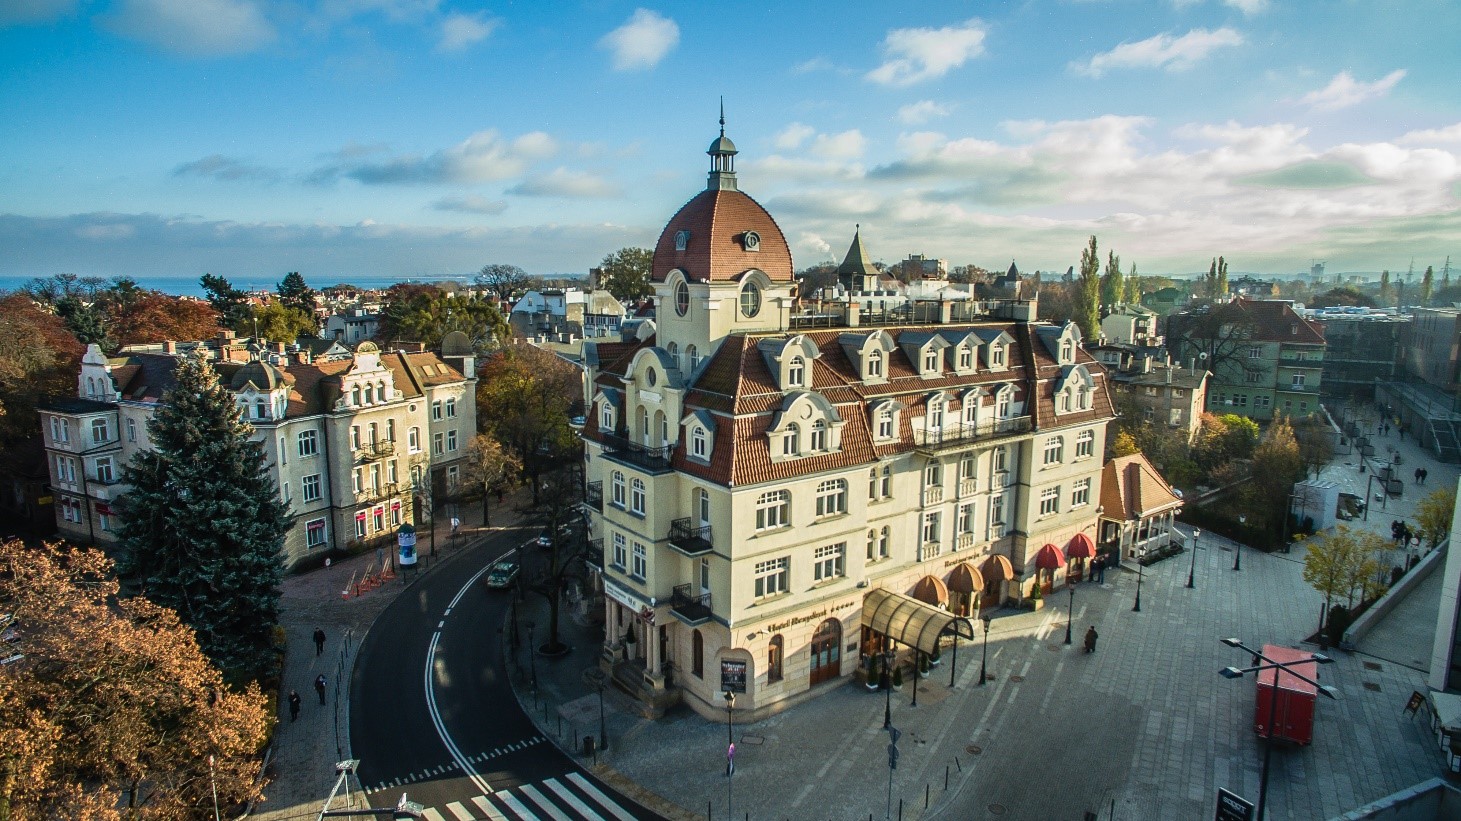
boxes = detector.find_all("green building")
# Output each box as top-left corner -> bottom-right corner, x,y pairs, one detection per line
1169,297 -> 1326,421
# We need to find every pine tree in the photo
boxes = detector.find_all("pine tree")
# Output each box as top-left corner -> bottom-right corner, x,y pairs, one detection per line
1076,235 -> 1101,339
1216,256 -> 1229,297
1379,270 -> 1391,306
201,273 -> 251,330
1099,250 -> 1123,311
277,271 -> 318,316
1422,265 -> 1435,305
115,350 -> 287,684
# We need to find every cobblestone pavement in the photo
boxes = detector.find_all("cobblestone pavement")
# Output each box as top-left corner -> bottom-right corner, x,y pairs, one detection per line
506,432 -> 1456,821
249,492 -> 530,821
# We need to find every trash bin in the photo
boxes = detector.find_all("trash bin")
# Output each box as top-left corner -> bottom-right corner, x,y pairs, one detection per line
583,735 -> 596,756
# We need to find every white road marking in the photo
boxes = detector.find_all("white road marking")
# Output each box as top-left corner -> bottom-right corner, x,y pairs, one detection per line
421,809 -> 448,821
519,784 -> 572,821
496,791 -> 540,819
566,773 -> 639,821
445,801 -> 475,821
472,794 -> 510,821
544,778 -> 606,821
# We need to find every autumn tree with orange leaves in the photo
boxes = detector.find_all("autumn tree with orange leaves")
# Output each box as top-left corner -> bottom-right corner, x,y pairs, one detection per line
0,540 -> 270,821
108,293 -> 220,349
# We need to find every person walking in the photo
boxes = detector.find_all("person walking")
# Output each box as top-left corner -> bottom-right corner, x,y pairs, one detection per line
1083,626 -> 1098,654
314,674 -> 327,705
288,690 -> 301,722
313,627 -> 326,656
1095,555 -> 1106,584
1421,468 -> 1429,485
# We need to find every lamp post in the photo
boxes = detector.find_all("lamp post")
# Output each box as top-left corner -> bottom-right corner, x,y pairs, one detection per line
882,647 -> 895,727
1133,554 -> 1143,613
587,668 -> 608,752
1234,515 -> 1245,571
526,621 -> 538,693
1186,529 -> 1201,589
911,649 -> 920,708
723,691 -> 735,821
1063,582 -> 1075,644
979,615 -> 991,686
1219,638 -> 1338,820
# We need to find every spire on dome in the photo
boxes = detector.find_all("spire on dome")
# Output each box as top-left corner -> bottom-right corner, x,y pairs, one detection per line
707,98 -> 739,191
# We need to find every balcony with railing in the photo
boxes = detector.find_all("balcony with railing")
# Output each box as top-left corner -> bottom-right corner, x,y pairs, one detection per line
584,481 -> 603,512
922,486 -> 944,506
355,482 -> 402,505
598,432 -> 673,473
913,416 -> 1032,454
958,477 -> 978,497
355,440 -> 396,462
955,532 -> 975,551
667,518 -> 713,557
670,584 -> 712,626
583,538 -> 604,571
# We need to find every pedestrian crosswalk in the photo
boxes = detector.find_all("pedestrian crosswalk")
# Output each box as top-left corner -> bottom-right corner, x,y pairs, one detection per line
417,773 -> 639,821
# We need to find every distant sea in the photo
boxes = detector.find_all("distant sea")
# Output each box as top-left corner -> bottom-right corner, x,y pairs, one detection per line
0,272 -> 573,298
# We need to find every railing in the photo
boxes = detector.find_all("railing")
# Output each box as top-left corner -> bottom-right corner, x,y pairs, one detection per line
599,432 -> 672,471
670,584 -> 712,624
922,486 -> 944,506
583,538 -> 604,570
958,478 -> 978,497
356,440 -> 396,462
584,481 -> 603,512
355,482 -> 401,505
668,518 -> 713,555
955,532 -> 975,551
913,416 -> 1032,452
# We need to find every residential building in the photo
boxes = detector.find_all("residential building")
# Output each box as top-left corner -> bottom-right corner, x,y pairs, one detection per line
1103,353 -> 1210,442
578,126 -> 1114,721
324,309 -> 381,345
1099,304 -> 1162,347
1169,297 -> 1325,421
39,332 -> 476,568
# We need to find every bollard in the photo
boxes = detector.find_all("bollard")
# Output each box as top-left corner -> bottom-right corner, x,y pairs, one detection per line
955,756 -> 962,772
898,798 -> 903,821
925,784 -> 930,808
945,766 -> 949,790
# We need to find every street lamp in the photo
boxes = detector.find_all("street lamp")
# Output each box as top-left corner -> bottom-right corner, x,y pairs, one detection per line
1186,529 -> 1201,589
1133,553 -> 1144,613
526,621 -> 538,693
586,668 -> 608,752
882,647 -> 895,728
1219,638 -> 1338,820
1234,515 -> 1245,571
723,691 -> 735,821
1063,582 -> 1075,645
978,615 -> 991,686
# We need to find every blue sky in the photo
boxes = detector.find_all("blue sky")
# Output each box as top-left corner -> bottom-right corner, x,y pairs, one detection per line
2,0 -> 1459,282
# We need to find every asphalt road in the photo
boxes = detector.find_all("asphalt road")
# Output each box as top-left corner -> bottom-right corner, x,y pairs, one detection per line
350,528 -> 660,821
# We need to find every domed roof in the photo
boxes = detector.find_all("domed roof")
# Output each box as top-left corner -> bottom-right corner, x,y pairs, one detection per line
440,330 -> 472,356
707,134 -> 738,155
651,188 -> 793,284
230,360 -> 288,391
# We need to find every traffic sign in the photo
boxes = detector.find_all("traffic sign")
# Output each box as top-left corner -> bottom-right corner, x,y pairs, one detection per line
887,743 -> 899,770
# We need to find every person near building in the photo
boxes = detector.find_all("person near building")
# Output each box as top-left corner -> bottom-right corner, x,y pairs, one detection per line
313,627 -> 326,656
314,674 -> 327,705
1084,626 -> 1099,654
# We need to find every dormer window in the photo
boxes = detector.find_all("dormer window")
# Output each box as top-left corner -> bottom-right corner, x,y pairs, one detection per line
922,349 -> 940,372
996,386 -> 1013,418
788,356 -> 805,387
876,407 -> 894,439
256,399 -> 268,420
783,423 -> 800,456
600,403 -> 615,432
740,281 -> 761,317
690,426 -> 709,459
958,346 -> 973,371
868,350 -> 883,378
674,229 -> 690,251
991,346 -> 1006,367
1061,340 -> 1074,362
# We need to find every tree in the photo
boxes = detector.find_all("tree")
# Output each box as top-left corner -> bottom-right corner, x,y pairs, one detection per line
476,345 -> 580,503
1309,287 -> 1377,309
378,286 -> 508,351
200,274 -> 250,330
242,302 -> 317,343
1416,486 -> 1457,548
522,466 -> 584,654
1111,430 -> 1139,457
463,434 -> 522,526
1073,236 -> 1101,339
1302,525 -> 1388,626
1422,265 -> 1435,305
1379,269 -> 1391,306
1099,250 -> 1123,314
596,247 -> 654,303
1205,258 -> 1218,299
795,262 -> 839,298
476,263 -> 533,302
276,271 -> 317,316
109,293 -> 220,349
1241,416 -> 1304,536
114,350 -> 287,684
1191,413 -> 1258,470
1034,280 -> 1078,326
0,294 -> 84,467
1169,301 -> 1262,388
1216,256 -> 1229,297
54,295 -> 112,350
1123,263 -> 1141,304
0,540 -> 269,820
1292,415 -> 1336,478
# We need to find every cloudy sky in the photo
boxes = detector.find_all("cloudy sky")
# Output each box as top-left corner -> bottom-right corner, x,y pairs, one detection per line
3,0 -> 1459,283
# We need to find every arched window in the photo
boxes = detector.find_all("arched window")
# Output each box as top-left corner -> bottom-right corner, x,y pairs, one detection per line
611,471 -> 626,508
876,406 -> 894,439
755,489 -> 790,530
867,349 -> 883,378
630,478 -> 646,515
996,387 -> 1012,418
692,629 -> 704,678
928,396 -> 945,429
768,635 -> 784,683
364,384 -> 374,404
809,619 -> 842,685
866,528 -> 877,559
810,419 -> 826,450
869,468 -> 879,499
783,423 -> 799,456
667,341 -> 678,363
687,344 -> 699,371
378,380 -> 387,401
674,280 -> 690,316
691,426 -> 708,459
787,356 -> 805,387
601,402 -> 615,432
351,386 -> 362,405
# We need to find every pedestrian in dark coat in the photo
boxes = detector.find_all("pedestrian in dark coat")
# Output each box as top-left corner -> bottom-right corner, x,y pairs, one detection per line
315,674 -> 327,705
288,690 -> 301,722
313,627 -> 326,656
1416,468 -> 1424,485
1422,468 -> 1429,485
1084,626 -> 1098,654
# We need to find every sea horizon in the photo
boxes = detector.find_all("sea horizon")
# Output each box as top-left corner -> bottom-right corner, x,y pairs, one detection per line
0,271 -> 586,298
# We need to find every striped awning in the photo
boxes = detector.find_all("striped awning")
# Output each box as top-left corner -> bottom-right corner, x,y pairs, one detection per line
1067,532 -> 1097,559
981,554 -> 1015,584
947,562 -> 983,594
910,574 -> 949,606
862,588 -> 975,655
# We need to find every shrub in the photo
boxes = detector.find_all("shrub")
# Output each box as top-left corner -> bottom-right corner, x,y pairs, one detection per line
892,666 -> 904,688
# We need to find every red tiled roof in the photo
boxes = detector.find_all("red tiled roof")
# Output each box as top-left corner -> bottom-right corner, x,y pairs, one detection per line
651,188 -> 794,283
1100,453 -> 1183,520
1225,297 -> 1325,345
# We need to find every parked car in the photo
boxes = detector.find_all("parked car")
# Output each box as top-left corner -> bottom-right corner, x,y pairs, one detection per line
484,553 -> 520,590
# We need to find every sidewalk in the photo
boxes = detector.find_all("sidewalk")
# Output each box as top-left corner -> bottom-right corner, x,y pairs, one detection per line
250,489 -> 532,821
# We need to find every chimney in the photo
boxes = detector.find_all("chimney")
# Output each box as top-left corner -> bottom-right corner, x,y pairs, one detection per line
272,342 -> 287,354
162,341 -> 177,354
1141,355 -> 1152,374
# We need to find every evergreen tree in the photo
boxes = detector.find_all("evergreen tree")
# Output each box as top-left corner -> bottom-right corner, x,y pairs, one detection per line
1379,270 -> 1391,306
1075,235 -> 1101,339
115,350 -> 287,684
55,295 -> 112,350
1099,250 -> 1123,311
277,271 -> 317,315
201,273 -> 251,329
1124,263 -> 1141,304
1422,265 -> 1435,305
1216,256 -> 1229,296
1205,258 -> 1218,298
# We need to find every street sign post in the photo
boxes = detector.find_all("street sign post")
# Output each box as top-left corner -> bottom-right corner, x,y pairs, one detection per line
1215,788 -> 1254,821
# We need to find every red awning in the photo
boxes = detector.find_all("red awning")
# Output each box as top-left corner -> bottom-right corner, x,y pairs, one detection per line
1035,543 -> 1067,570
980,555 -> 1015,584
1066,532 -> 1097,559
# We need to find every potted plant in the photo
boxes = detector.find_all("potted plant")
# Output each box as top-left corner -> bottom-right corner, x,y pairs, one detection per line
891,665 -> 904,689
1028,582 -> 1045,611
864,655 -> 881,691
929,645 -> 942,667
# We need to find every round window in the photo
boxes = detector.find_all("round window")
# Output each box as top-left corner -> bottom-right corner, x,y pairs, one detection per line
646,368 -> 657,387
740,281 -> 761,318
743,231 -> 761,251
675,280 -> 689,316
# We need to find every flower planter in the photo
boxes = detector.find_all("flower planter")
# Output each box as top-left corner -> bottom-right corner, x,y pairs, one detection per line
1027,598 -> 1045,611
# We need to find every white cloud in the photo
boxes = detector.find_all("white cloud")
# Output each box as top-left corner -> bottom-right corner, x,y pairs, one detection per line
774,123 -> 815,151
792,57 -> 834,74
313,129 -> 558,185
866,18 -> 987,87
1224,0 -> 1268,14
1072,27 -> 1243,78
431,195 -> 508,215
810,130 -> 867,160
0,0 -> 78,26
174,154 -> 279,182
438,12 -> 498,52
1299,70 -> 1406,112
897,100 -> 950,125
103,0 -> 275,57
797,232 -> 833,258
507,168 -> 621,198
1398,123 -> 1461,145
599,8 -> 679,71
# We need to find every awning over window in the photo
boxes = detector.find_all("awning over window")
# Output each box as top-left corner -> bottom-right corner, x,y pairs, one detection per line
910,574 -> 948,606
981,555 -> 1014,584
947,562 -> 983,594
862,588 -> 975,655
1067,532 -> 1097,559
1035,543 -> 1067,570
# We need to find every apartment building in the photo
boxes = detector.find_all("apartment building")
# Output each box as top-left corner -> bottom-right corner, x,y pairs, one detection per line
40,332 -> 476,568
578,127 -> 1114,721
1170,298 -> 1325,421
